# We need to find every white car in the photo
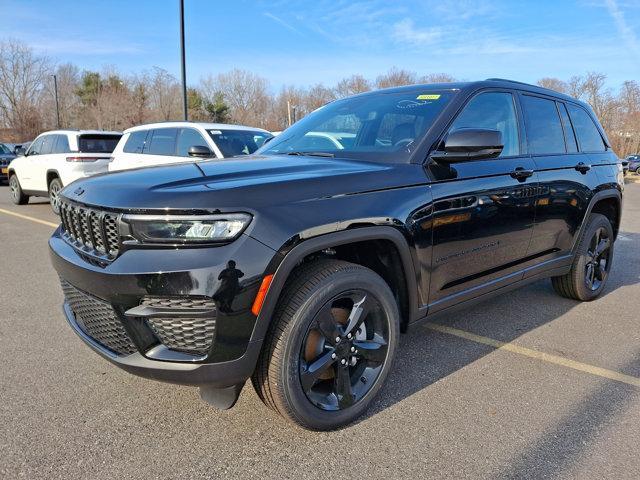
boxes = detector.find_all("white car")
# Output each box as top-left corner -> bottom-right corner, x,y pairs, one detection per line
108,122 -> 273,172
8,130 -> 122,214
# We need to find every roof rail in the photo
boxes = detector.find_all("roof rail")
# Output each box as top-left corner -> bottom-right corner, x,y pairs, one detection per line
485,78 -> 536,87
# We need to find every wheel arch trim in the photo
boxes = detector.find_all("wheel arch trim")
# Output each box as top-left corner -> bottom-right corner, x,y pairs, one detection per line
250,226 -> 420,344
572,189 -> 622,254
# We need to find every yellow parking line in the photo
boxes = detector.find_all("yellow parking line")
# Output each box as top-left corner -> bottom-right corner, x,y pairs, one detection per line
425,322 -> 640,388
0,208 -> 59,228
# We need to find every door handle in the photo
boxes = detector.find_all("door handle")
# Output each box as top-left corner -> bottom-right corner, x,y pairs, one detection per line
510,167 -> 534,181
575,162 -> 591,174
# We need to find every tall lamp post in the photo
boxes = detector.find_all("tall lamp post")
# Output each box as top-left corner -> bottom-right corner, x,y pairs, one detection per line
179,0 -> 188,121
52,74 -> 60,129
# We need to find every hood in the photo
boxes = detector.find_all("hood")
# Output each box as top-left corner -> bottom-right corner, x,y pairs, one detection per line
60,155 -> 425,211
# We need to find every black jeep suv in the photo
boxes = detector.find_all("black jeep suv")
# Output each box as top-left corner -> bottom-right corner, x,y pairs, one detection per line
50,79 -> 623,430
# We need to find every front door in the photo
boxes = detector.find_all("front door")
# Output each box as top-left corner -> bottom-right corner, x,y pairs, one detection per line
426,90 -> 538,313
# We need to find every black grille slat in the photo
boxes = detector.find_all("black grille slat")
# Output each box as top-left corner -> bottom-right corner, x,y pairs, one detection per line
58,200 -> 120,259
141,297 -> 216,356
89,211 -> 106,253
61,280 -> 136,355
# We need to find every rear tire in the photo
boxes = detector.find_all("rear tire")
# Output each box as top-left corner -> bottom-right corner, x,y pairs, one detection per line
551,213 -> 614,301
9,174 -> 29,205
48,177 -> 63,215
252,259 -> 399,430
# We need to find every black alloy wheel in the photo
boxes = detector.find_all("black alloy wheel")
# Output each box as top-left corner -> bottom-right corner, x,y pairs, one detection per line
584,226 -> 611,291
300,290 -> 389,411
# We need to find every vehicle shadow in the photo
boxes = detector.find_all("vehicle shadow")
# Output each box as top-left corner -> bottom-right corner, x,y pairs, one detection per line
361,230 -> 640,425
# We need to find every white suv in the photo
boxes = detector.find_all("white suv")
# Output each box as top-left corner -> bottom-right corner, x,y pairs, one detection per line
108,122 -> 273,172
8,130 -> 122,214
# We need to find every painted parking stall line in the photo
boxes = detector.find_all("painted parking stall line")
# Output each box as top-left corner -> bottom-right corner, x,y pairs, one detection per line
0,208 -> 59,228
426,322 -> 640,388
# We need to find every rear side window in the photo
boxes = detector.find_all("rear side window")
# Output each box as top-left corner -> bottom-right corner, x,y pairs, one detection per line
176,128 -> 208,157
146,128 -> 178,156
40,135 -> 55,155
123,130 -> 148,153
567,105 -> 606,152
521,95 -> 566,155
558,103 -> 578,153
52,135 -> 70,154
449,92 -> 520,157
79,135 -> 121,153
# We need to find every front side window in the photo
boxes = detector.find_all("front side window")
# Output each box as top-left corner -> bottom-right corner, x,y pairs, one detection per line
259,91 -> 454,162
123,130 -> 148,154
78,134 -> 121,153
209,129 -> 273,157
145,128 -> 178,156
567,104 -> 606,152
449,92 -> 520,157
40,135 -> 55,155
27,137 -> 44,155
0,144 -> 10,154
521,95 -> 566,155
176,128 -> 208,157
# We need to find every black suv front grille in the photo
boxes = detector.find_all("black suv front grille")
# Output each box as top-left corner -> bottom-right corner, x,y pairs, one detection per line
61,280 -> 137,356
59,200 -> 120,258
141,297 -> 217,356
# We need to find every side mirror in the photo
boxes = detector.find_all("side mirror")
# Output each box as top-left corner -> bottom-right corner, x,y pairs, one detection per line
187,145 -> 213,158
15,147 -> 26,156
431,128 -> 503,163
262,136 -> 274,145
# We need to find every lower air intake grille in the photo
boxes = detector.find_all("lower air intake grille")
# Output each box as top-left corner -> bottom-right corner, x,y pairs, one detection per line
142,297 -> 216,356
61,280 -> 136,355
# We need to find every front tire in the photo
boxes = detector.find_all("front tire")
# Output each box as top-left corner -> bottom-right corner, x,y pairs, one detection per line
48,177 -> 63,215
552,213 -> 614,301
252,259 -> 399,430
9,174 -> 29,205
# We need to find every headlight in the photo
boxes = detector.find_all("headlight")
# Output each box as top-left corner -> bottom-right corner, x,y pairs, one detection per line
122,213 -> 252,243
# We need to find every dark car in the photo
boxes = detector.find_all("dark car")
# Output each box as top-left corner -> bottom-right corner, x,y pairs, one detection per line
626,155 -> 640,174
0,142 -> 16,181
49,79 -> 623,430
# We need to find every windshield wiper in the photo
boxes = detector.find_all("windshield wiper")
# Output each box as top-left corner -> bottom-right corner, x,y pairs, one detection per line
284,151 -> 335,158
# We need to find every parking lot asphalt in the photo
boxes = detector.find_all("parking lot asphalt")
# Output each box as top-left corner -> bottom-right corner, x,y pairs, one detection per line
1,182 -> 639,479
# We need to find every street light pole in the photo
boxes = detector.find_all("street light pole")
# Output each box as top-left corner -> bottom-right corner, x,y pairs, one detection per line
52,74 -> 60,129
179,0 -> 188,121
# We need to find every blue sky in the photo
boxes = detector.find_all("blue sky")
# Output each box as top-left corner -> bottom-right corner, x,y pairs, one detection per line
1,0 -> 639,90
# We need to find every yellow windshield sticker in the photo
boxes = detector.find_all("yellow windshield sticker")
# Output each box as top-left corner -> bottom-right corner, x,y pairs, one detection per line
417,94 -> 441,100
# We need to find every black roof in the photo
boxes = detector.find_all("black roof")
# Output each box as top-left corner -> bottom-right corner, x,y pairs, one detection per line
363,78 -> 582,105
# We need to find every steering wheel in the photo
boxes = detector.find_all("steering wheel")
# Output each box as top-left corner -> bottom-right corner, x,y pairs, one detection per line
394,138 -> 414,148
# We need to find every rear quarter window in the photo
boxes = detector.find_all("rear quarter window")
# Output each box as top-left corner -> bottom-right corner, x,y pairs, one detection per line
567,105 -> 606,152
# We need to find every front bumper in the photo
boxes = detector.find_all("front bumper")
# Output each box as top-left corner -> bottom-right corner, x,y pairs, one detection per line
50,226 -> 276,387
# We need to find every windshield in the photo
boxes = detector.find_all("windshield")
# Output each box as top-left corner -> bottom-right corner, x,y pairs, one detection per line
207,129 -> 273,157
258,90 -> 454,162
78,134 -> 122,153
0,144 -> 11,154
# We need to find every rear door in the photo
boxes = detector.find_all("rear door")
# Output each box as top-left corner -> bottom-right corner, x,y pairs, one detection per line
522,94 -> 600,271
426,90 -> 538,312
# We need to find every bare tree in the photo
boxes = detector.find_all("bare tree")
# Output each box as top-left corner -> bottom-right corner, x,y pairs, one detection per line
0,39 -> 51,140
537,77 -> 568,94
148,67 -> 181,121
375,67 -> 416,89
334,75 -> 371,98
202,69 -> 270,127
419,73 -> 456,84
